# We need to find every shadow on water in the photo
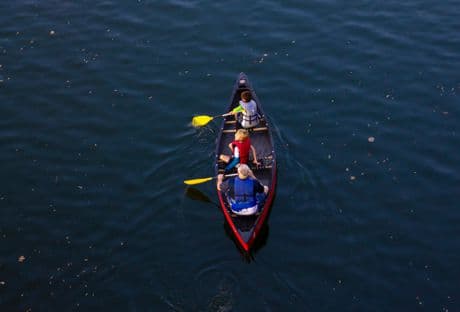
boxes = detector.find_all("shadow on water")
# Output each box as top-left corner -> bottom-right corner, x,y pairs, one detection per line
185,186 -> 217,206
185,187 -> 271,260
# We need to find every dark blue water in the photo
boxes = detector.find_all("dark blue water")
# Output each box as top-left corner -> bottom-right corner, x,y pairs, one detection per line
1,1 -> 459,310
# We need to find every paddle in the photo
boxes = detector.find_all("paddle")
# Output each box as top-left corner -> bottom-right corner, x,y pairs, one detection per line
184,173 -> 237,185
192,113 -> 231,127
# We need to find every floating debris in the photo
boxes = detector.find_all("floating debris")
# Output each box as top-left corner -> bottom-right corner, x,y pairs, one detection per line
49,30 -> 55,35
18,255 -> 26,262
368,136 -> 375,143
350,176 -> 356,181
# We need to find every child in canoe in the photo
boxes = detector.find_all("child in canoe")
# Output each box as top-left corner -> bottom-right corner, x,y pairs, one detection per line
217,129 -> 260,190
221,128 -> 260,170
226,90 -> 260,129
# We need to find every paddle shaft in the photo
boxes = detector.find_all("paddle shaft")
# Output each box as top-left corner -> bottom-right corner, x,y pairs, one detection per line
213,113 -> 231,119
183,173 -> 237,185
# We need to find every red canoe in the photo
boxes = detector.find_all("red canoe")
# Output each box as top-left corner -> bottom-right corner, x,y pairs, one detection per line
214,72 -> 277,253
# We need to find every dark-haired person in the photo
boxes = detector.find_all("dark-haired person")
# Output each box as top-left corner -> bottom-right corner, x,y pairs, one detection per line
227,90 -> 260,128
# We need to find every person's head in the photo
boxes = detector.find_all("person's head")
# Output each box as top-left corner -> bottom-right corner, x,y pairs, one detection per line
237,164 -> 250,179
235,129 -> 249,141
240,90 -> 252,103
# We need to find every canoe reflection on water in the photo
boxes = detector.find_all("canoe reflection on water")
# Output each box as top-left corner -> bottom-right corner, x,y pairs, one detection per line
185,186 -> 270,260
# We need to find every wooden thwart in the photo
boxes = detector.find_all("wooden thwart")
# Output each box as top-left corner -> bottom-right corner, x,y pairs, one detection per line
222,127 -> 268,133
252,127 -> 269,131
252,165 -> 272,169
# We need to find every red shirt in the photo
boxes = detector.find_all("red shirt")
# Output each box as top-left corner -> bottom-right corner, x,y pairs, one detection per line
232,138 -> 251,164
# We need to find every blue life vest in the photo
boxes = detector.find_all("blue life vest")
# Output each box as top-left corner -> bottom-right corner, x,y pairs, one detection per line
230,178 -> 257,211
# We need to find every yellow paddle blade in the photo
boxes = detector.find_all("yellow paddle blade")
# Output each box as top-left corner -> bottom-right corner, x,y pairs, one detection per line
183,177 -> 214,185
192,115 -> 214,127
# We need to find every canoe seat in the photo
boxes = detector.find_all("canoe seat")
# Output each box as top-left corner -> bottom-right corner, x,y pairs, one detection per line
251,127 -> 268,132
252,165 -> 272,170
222,127 -> 268,133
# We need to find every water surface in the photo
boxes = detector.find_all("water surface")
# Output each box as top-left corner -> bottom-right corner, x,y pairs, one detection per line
0,1 -> 459,310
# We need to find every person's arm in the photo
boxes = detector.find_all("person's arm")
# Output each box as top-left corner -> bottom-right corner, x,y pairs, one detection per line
254,180 -> 268,195
251,145 -> 260,165
231,104 -> 244,114
218,175 -> 234,192
217,174 -> 224,191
